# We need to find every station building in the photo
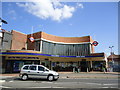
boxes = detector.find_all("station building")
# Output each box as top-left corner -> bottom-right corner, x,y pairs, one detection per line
0,30 -> 107,73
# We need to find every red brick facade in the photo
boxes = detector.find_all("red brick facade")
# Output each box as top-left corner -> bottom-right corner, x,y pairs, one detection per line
11,30 -> 27,50
27,31 -> 95,52
11,30 -> 95,53
41,32 -> 94,43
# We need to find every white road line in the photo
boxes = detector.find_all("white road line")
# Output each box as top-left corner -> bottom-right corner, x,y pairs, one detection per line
52,87 -> 65,88
0,80 -> 5,83
103,84 -> 118,85
85,83 -> 118,86
54,82 -> 102,85
41,81 -> 53,83
54,82 -> 78,84
24,86 -> 64,88
27,86 -> 52,88
0,86 -> 12,88
97,86 -> 118,88
9,81 -> 13,82
100,87 -> 109,88
85,82 -> 102,85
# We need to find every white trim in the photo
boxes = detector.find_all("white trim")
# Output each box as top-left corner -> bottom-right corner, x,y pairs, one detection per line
90,44 -> 92,53
0,32 -> 2,37
40,40 -> 42,52
34,38 -> 92,45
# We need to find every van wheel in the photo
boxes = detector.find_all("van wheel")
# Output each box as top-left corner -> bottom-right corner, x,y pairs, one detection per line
47,75 -> 54,81
22,74 -> 28,80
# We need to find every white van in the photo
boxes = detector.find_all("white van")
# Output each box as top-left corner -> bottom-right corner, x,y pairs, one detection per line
19,65 -> 59,81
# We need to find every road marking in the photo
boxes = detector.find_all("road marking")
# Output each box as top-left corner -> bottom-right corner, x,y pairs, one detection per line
100,87 -> 109,88
54,82 -> 78,84
28,86 -> 52,88
0,85 -> 65,89
97,86 -> 118,88
9,81 -> 13,82
103,84 -> 118,85
0,86 -> 12,88
85,82 -> 101,85
0,80 -> 5,83
41,81 -> 53,83
24,86 -> 64,88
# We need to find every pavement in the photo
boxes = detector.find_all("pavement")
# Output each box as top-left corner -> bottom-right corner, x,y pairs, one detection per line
0,71 -> 119,79
58,72 -> 120,79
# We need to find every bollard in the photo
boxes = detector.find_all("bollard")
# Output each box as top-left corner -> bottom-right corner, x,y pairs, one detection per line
78,69 -> 80,73
87,68 -> 88,72
73,68 -> 75,72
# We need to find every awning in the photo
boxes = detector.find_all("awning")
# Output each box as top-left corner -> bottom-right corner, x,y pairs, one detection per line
0,50 -> 106,62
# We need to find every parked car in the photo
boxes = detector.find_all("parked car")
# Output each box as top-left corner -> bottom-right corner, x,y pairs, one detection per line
19,65 -> 59,81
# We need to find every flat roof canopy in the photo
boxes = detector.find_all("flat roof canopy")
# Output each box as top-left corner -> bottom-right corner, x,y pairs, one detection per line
0,50 -> 107,62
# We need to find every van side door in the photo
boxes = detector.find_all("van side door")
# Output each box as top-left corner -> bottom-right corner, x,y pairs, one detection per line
37,66 -> 48,79
28,65 -> 37,78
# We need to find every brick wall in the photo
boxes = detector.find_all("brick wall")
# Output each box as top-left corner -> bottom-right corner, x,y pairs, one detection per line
27,32 -> 42,50
27,31 -> 95,53
41,32 -> 93,43
11,30 -> 27,50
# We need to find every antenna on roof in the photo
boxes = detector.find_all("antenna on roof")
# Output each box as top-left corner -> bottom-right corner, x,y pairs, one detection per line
29,26 -> 35,42
31,26 -> 34,37
93,34 -> 96,41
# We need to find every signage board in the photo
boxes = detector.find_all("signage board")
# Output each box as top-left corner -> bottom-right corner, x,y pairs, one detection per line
92,41 -> 98,46
29,36 -> 34,42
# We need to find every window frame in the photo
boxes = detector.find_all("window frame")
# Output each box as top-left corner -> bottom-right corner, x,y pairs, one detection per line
38,66 -> 45,71
29,65 -> 37,71
23,65 -> 29,70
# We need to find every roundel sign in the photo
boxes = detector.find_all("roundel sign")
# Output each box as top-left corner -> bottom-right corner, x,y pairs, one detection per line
29,36 -> 34,42
92,41 -> 98,46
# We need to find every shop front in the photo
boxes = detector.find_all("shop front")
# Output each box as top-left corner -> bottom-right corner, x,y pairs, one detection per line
5,60 -> 40,73
1,50 -> 107,73
4,56 -> 40,73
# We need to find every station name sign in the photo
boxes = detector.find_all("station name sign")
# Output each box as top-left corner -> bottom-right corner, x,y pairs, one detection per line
1,52 -> 104,58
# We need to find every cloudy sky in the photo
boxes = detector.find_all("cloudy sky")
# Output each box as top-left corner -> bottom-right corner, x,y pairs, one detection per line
1,0 -> 118,56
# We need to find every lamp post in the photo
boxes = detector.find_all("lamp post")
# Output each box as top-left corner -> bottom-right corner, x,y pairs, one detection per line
0,18 -> 8,29
109,46 -> 114,72
109,46 -> 114,62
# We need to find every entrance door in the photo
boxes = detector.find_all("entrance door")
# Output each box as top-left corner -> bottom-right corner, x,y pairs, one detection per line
6,61 -> 12,73
13,61 -> 24,72
28,65 -> 38,78
80,60 -> 88,72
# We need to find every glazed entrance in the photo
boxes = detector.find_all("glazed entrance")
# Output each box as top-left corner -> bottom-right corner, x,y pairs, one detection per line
51,61 -> 106,72
5,60 -> 40,73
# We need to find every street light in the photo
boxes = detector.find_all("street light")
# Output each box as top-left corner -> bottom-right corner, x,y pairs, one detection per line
0,18 -> 8,29
0,18 -> 8,24
109,46 -> 114,63
109,46 -> 114,72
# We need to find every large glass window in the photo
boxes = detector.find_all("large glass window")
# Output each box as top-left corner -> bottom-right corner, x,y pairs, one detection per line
38,66 -> 45,71
35,41 -> 40,51
23,66 -> 29,70
29,66 -> 37,70
41,40 -> 91,56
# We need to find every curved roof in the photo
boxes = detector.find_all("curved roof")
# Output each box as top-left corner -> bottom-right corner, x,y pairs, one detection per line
28,32 -> 94,43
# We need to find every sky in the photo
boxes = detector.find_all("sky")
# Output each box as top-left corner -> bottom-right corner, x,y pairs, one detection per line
1,0 -> 118,56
